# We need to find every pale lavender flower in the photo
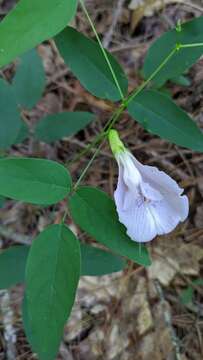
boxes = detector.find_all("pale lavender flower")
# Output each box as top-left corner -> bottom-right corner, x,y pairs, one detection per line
109,130 -> 189,243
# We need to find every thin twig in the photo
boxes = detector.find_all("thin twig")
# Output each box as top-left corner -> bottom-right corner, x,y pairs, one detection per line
102,0 -> 125,49
110,42 -> 146,53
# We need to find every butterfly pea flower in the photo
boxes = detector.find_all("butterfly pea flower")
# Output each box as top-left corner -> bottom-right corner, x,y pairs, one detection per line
108,129 -> 189,243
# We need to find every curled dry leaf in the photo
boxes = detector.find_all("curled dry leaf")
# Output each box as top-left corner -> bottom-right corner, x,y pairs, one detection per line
128,0 -> 183,31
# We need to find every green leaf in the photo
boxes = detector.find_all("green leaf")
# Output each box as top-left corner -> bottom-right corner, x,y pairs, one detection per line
170,75 -> 191,87
81,244 -> 126,276
157,87 -> 172,99
0,246 -> 29,289
25,224 -> 81,360
55,26 -> 128,101
180,279 -> 203,305
12,49 -> 46,109
69,187 -> 151,266
35,111 -> 95,143
0,242 -> 124,293
23,244 -> 125,351
22,293 -> 44,354
143,16 -> 203,87
0,158 -> 71,204
180,286 -> 193,305
0,196 -> 5,208
14,121 -> 29,145
0,79 -> 22,149
128,90 -> 203,151
0,0 -> 78,68
22,295 -> 37,351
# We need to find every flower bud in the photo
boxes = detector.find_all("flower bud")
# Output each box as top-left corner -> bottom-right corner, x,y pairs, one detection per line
108,129 -> 125,155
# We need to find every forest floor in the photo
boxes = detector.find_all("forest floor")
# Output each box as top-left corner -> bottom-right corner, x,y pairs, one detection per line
0,0 -> 203,359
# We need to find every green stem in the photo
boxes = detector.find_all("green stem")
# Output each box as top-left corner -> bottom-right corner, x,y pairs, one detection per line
178,42 -> 203,48
68,131 -> 104,165
73,46 -> 179,188
61,209 -> 68,224
104,103 -> 126,134
73,104 -> 124,188
72,36 -> 203,190
79,0 -> 125,100
69,103 -> 125,165
74,141 -> 103,190
125,45 -> 177,106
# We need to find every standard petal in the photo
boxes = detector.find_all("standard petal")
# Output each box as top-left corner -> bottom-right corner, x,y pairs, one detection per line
130,153 -> 184,196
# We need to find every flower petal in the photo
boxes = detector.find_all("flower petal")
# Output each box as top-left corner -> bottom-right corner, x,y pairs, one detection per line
162,192 -> 189,222
114,149 -> 189,243
114,164 -> 128,209
114,187 -> 157,242
130,153 -> 184,196
116,151 -> 142,189
148,194 -> 189,235
114,169 -> 157,242
141,181 -> 163,201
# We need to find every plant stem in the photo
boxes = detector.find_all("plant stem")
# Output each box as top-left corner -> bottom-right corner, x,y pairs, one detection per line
79,0 -> 125,100
73,141 -> 103,190
61,209 -> 68,224
64,37 -> 203,219
178,42 -> 203,48
68,131 -> 104,165
71,34 -> 203,190
73,103 -> 125,188
72,46 -> 178,188
69,102 -> 125,165
125,45 -> 177,106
